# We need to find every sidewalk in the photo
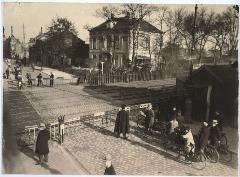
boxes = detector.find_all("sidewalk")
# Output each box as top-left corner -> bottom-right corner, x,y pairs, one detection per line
186,121 -> 238,154
4,141 -> 89,175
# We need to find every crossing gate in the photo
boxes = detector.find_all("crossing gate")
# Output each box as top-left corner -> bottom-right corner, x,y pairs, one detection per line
16,103 -> 151,146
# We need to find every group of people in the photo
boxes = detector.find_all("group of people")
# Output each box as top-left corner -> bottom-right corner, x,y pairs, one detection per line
167,109 -> 224,155
36,72 -> 54,87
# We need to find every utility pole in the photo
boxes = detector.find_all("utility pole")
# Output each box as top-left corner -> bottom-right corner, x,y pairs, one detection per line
189,4 -> 198,80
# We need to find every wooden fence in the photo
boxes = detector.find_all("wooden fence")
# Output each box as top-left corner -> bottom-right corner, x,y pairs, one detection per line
77,71 -> 189,86
78,71 -> 165,86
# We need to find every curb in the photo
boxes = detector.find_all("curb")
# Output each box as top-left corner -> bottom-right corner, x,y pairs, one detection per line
61,145 -> 92,175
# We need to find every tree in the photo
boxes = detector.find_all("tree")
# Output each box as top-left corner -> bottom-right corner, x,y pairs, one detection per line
208,6 -> 238,63
46,17 -> 79,68
121,4 -> 158,65
95,5 -> 121,19
48,17 -> 78,36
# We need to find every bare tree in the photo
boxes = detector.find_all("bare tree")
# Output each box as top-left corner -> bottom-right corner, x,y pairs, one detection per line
95,5 -> 121,19
121,4 -> 158,65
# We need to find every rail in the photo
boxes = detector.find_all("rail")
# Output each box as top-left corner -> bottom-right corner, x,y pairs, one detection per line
16,102 -> 155,146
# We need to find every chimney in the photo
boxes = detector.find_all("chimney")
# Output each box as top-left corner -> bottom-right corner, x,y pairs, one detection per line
11,26 -> 13,36
41,26 -> 43,34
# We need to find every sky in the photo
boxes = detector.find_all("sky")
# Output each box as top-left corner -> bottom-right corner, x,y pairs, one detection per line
3,3 -> 232,44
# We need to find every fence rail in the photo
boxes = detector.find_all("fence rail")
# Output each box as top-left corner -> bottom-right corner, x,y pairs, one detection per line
16,103 -> 153,146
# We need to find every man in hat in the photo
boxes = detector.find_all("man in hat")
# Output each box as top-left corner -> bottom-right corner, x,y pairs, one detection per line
114,104 -> 130,139
35,123 -> 50,165
214,111 -> 223,131
37,73 -> 43,87
209,120 -> 221,146
50,72 -> 54,87
142,103 -> 155,134
104,154 -> 116,175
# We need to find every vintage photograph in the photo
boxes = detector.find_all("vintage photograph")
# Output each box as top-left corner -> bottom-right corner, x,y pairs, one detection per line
2,2 -> 238,175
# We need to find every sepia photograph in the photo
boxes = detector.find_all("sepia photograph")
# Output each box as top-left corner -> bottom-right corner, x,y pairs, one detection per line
2,2 -> 239,176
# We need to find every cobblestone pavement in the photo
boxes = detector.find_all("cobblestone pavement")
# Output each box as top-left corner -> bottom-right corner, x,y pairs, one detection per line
64,121 -> 238,176
22,84 -> 117,123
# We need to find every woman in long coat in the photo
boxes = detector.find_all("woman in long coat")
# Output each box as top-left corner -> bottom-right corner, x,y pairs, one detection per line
114,104 -> 129,139
35,123 -> 50,165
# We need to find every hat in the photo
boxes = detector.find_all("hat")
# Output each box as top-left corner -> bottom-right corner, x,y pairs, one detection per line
39,123 -> 46,128
203,122 -> 208,126
212,120 -> 218,124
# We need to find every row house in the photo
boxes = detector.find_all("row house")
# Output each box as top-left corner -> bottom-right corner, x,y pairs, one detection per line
89,15 -> 163,71
3,27 -> 27,60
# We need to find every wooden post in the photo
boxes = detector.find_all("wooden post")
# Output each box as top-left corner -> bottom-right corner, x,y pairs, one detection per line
206,85 -> 213,122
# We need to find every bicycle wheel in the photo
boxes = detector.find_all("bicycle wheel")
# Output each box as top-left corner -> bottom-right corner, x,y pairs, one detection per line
191,152 -> 207,170
204,145 -> 219,163
219,134 -> 228,146
219,145 -> 232,162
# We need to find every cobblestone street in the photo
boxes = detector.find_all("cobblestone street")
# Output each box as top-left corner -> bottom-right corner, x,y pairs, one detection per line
64,121 -> 238,176
3,67 -> 238,176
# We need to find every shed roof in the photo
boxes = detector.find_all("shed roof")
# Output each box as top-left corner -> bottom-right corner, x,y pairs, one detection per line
192,64 -> 238,86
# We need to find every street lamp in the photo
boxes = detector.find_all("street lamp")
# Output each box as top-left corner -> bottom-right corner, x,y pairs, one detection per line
101,61 -> 104,75
39,35 -> 47,71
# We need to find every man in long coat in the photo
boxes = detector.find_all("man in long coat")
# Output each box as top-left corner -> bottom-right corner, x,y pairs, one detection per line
197,122 -> 210,152
35,123 -> 50,165
114,104 -> 129,139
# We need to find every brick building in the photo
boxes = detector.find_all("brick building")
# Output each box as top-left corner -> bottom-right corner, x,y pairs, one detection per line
89,15 -> 163,71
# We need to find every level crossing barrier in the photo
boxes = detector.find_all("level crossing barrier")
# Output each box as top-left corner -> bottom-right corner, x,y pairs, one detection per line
16,103 -> 153,146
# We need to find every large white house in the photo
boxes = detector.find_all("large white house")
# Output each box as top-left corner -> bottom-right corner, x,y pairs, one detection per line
89,15 -> 163,71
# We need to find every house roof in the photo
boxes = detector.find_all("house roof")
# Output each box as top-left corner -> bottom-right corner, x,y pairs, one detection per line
90,17 -> 162,33
192,64 -> 238,85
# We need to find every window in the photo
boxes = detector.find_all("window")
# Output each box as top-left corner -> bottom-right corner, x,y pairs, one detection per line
114,55 -> 119,67
140,36 -> 150,50
93,37 -> 97,49
107,36 -> 112,50
114,36 -> 119,49
122,36 -> 128,51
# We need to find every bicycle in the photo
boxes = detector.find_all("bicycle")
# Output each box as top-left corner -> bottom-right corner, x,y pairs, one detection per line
216,138 -> 232,162
193,135 -> 219,163
177,144 -> 207,170
163,130 -> 207,170
204,144 -> 220,163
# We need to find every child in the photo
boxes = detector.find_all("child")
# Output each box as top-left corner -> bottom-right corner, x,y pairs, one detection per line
104,154 -> 116,175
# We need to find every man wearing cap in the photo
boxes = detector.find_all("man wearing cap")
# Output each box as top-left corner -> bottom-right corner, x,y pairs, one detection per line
35,123 -> 50,165
209,120 -> 221,146
114,104 -> 130,139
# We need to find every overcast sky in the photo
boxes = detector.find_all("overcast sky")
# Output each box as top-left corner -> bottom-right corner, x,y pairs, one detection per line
3,3 -> 232,43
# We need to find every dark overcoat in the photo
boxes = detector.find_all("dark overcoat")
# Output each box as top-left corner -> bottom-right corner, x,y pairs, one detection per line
35,129 -> 50,155
104,165 -> 116,175
199,126 -> 210,149
114,110 -> 129,134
